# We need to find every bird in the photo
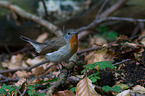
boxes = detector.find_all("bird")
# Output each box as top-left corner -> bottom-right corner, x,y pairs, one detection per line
20,29 -> 78,63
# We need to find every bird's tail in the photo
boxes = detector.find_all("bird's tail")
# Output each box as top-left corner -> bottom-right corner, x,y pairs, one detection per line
20,36 -> 46,53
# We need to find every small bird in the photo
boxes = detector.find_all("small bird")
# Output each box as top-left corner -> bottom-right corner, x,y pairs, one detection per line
20,29 -> 78,63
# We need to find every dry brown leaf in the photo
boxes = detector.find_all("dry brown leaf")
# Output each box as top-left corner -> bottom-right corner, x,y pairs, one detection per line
32,77 -> 42,83
26,56 -> 46,66
32,66 -> 44,76
85,49 -> 107,64
89,36 -> 107,47
124,42 -> 138,47
52,71 -> 60,77
132,85 -> 145,94
139,30 -> 145,46
15,70 -> 30,79
36,32 -> 49,43
4,54 -> 24,69
54,90 -> 75,96
95,36 -> 107,47
1,62 -> 8,67
44,63 -> 56,74
10,54 -> 23,64
75,76 -> 100,96
117,89 -> 130,96
85,48 -> 114,69
15,78 -> 26,87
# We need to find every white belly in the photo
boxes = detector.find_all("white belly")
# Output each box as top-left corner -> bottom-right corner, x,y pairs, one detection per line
45,45 -> 73,62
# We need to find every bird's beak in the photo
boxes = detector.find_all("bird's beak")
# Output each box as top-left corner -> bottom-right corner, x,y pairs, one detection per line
75,31 -> 79,34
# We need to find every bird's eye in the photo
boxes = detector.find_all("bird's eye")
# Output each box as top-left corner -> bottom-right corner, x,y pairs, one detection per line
67,32 -> 71,35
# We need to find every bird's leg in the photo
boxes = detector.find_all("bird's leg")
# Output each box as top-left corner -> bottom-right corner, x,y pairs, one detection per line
57,63 -> 67,77
60,63 -> 66,69
64,60 -> 77,76
65,60 -> 77,66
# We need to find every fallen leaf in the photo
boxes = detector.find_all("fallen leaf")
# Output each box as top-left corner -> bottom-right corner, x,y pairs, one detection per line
85,49 -> 107,64
132,85 -> 145,94
117,89 -> 130,96
54,90 -> 75,96
15,78 -> 26,87
32,66 -> 44,76
139,30 -> 145,46
10,54 -> 23,64
89,35 -> 107,47
1,62 -> 8,67
32,77 -> 42,83
85,48 -> 114,69
52,71 -> 60,77
75,76 -> 100,96
15,70 -> 30,79
36,32 -> 49,43
114,83 -> 129,90
95,36 -> 108,47
26,56 -> 46,66
124,42 -> 138,47
5,54 -> 24,69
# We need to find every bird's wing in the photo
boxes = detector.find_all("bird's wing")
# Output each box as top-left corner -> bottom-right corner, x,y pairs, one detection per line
38,37 -> 66,55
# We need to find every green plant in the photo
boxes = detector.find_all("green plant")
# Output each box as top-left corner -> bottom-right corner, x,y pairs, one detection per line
0,83 -> 46,96
0,83 -> 20,95
40,78 -> 57,84
82,61 -> 115,73
81,61 -> 115,83
102,85 -> 111,92
27,85 -> 37,96
70,87 -> 76,92
81,61 -> 117,92
102,85 -> 120,92
98,26 -> 118,40
88,72 -> 100,83
27,84 -> 46,96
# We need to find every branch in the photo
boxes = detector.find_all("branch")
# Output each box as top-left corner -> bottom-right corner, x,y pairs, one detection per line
113,59 -> 131,65
0,1 -> 62,36
0,74 -> 19,83
0,60 -> 49,74
106,17 -> 145,22
96,0 -> 108,19
77,0 -> 129,37
46,59 -> 76,95
41,0 -> 49,19
77,17 -> 145,32
100,0 -> 129,18
77,46 -> 101,54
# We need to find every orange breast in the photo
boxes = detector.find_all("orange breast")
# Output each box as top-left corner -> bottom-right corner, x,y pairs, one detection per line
69,34 -> 78,54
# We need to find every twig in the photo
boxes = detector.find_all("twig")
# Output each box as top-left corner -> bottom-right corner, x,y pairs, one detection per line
41,0 -> 49,20
100,0 -> 129,18
130,24 -> 140,40
47,72 -> 67,96
20,83 -> 27,96
96,0 -> 108,19
106,17 -> 145,22
113,59 -> 131,65
0,1 -> 62,36
77,17 -> 145,32
4,45 -> 11,54
0,74 -> 19,83
139,22 -> 144,31
13,86 -> 22,95
77,0 -> 129,39
46,60 -> 76,95
77,46 -> 101,54
0,60 -> 49,74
